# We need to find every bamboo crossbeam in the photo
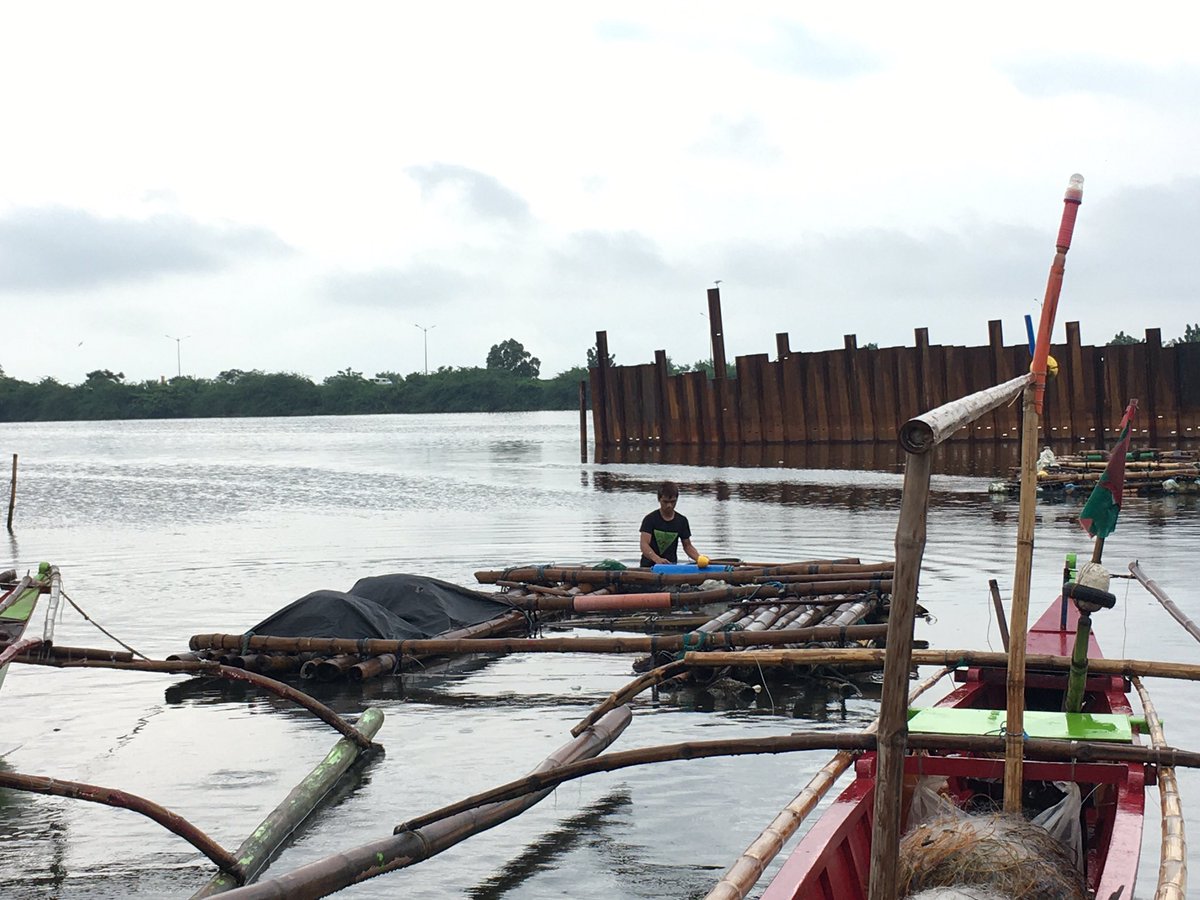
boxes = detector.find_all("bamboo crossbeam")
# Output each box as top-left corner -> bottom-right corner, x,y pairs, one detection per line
571,660 -> 691,736
216,707 -> 633,900
13,656 -> 376,749
192,708 -> 386,896
898,373 -> 1031,453
750,571 -> 893,585
1131,561 -> 1200,645
0,770 -> 240,876
474,560 -> 883,588
184,624 -> 888,661
1134,677 -> 1188,900
705,667 -> 954,900
683,647 -> 1200,681
20,643 -> 135,663
0,636 -> 42,667
390,730 -> 1200,840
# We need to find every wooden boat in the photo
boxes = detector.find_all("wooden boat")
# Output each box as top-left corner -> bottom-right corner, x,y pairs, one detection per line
0,564 -> 57,697
737,177 -> 1162,900
760,595 -> 1145,899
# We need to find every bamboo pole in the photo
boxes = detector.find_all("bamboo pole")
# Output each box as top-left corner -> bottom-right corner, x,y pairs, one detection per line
681,647 -> 1200,681
1005,174 -> 1083,807
6,453 -> 15,531
1131,561 -> 1200,645
192,708 -> 386,896
0,574 -> 35,617
474,560 -> 883,586
216,707 -> 633,900
868,450 -> 932,900
572,660 -> 690,736
898,374 -> 1031,453
187,624 -> 888,663
1133,677 -> 1187,900
392,730 -> 1200,840
705,667 -> 953,900
989,579 -> 1010,651
0,770 -> 240,876
1004,386 -> 1040,812
13,656 -> 376,749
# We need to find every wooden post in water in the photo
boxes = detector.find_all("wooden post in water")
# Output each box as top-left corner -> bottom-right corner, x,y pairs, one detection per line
594,330 -> 610,447
6,454 -> 15,532
707,286 -> 727,378
578,380 -> 588,462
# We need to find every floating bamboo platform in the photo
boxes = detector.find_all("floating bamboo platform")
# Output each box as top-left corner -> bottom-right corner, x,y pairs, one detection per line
180,557 -> 900,686
989,447 -> 1199,495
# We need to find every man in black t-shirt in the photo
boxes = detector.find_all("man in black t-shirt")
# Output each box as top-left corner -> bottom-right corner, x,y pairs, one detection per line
639,480 -> 702,567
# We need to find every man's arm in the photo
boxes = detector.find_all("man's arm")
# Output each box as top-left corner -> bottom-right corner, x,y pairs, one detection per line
640,531 -> 667,565
681,538 -> 700,562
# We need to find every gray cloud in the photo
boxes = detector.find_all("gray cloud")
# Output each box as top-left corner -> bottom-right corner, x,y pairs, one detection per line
1003,57 -> 1200,104
549,229 -> 677,289
702,179 -> 1200,348
324,263 -> 473,308
0,206 -> 292,293
406,163 -> 531,225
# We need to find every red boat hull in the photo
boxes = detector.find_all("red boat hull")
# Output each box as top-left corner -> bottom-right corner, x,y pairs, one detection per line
762,600 -> 1146,899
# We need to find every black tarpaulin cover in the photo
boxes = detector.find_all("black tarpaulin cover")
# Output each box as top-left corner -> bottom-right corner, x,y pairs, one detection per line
249,574 -> 515,640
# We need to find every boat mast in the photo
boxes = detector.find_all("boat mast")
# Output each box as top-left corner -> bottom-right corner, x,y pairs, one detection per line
1003,174 -> 1085,813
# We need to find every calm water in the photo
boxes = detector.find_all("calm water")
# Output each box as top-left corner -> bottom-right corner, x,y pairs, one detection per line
1,412 -> 1198,899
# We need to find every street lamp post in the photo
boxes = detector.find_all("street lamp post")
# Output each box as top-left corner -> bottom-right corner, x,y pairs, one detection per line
414,324 -> 436,375
165,334 -> 189,378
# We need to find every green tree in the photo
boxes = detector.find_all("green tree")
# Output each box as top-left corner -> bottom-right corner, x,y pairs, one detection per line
1166,323 -> 1200,346
1108,331 -> 1143,346
85,369 -> 125,382
486,339 -> 540,377
586,344 -> 615,369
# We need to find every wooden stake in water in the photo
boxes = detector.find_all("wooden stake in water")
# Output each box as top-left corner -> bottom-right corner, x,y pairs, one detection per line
579,379 -> 588,462
6,453 -> 15,531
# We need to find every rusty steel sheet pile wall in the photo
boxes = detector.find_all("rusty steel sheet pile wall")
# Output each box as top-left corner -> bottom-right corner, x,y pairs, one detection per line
589,322 -> 1200,447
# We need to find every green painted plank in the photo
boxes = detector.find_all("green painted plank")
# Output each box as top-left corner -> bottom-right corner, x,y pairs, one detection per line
0,587 -> 41,623
908,707 -> 1132,743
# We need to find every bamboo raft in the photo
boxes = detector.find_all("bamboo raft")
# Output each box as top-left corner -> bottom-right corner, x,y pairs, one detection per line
181,557 -> 900,686
990,446 -> 1199,495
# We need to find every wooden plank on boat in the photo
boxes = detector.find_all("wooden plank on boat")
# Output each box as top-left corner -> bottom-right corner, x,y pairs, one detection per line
908,707 -> 1134,742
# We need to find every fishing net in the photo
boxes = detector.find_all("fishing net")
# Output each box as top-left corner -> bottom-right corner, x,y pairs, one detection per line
898,813 -> 1086,900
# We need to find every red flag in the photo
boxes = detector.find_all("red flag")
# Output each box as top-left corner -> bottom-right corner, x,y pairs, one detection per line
1079,400 -> 1139,538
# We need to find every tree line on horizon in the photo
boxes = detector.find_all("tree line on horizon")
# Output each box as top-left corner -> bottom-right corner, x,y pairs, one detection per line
0,338 -> 724,423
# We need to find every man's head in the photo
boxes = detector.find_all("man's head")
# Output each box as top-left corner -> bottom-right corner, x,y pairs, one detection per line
657,480 -> 679,517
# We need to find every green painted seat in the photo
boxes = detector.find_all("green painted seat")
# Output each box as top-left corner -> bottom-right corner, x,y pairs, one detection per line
907,707 -> 1134,743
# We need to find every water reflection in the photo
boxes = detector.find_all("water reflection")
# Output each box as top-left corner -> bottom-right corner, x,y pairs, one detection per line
467,790 -> 632,899
598,437 -> 1199,478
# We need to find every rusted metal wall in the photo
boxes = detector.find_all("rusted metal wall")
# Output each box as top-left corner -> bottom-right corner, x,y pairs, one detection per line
591,322 -> 1200,447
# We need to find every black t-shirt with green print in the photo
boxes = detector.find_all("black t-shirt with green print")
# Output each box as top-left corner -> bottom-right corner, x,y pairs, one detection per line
639,510 -> 691,567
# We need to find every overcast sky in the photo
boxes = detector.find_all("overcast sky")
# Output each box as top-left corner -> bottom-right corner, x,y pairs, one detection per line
2,3 -> 1197,385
